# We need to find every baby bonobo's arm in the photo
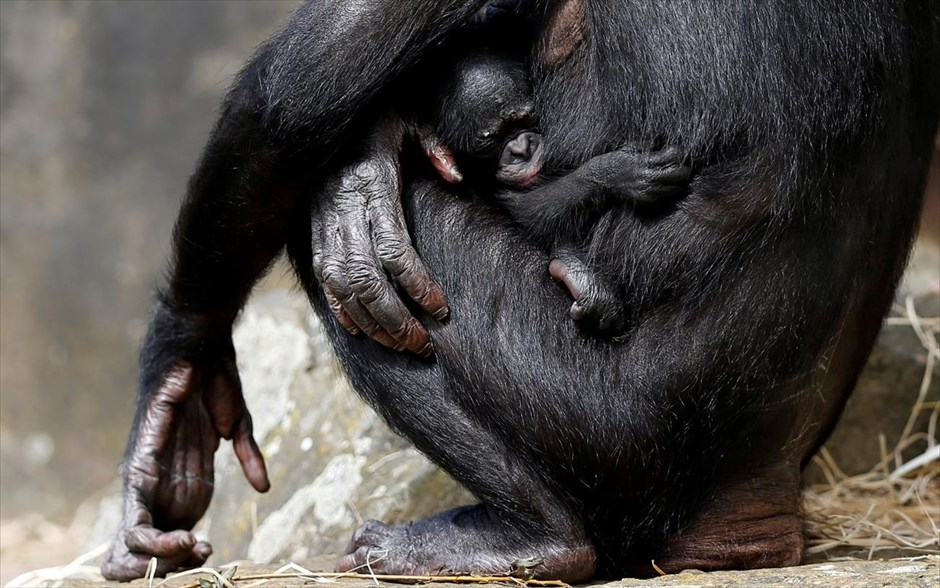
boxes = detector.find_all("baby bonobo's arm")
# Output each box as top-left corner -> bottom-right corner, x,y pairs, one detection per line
498,145 -> 692,240
495,143 -> 691,340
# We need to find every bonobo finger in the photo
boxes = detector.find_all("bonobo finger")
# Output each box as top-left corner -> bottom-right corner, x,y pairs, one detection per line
316,208 -> 400,349
373,227 -> 449,324
125,526 -> 197,558
232,412 -> 270,492
646,156 -> 692,183
204,361 -> 242,440
320,244 -> 401,349
343,206 -> 433,356
340,294 -> 403,351
325,290 -> 360,334
645,145 -> 686,166
312,217 -> 358,334
232,410 -> 271,492
180,541 -> 213,569
352,278 -> 433,357
415,126 -> 463,184
549,257 -> 585,301
138,364 -> 197,458
368,185 -> 449,322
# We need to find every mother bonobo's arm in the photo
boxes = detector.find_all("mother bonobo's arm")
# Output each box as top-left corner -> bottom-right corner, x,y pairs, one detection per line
102,1 -> 494,581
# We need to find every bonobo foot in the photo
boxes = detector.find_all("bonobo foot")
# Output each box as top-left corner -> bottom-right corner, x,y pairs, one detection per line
335,505 -> 596,582
549,250 -> 626,339
649,465 -> 804,576
583,144 -> 692,206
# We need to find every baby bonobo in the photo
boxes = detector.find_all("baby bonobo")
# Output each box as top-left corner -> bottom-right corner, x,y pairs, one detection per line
422,48 -> 692,337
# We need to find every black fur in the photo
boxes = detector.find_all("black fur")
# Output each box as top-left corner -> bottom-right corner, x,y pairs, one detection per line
130,0 -> 938,580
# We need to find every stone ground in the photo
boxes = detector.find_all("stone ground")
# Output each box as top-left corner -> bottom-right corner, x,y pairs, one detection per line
6,555 -> 939,588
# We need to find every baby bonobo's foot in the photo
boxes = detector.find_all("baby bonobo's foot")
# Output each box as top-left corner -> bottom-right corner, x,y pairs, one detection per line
583,144 -> 692,206
549,250 -> 627,339
335,505 -> 596,582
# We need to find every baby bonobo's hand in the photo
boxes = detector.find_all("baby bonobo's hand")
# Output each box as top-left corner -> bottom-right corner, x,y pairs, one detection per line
549,249 -> 627,340
582,145 -> 691,206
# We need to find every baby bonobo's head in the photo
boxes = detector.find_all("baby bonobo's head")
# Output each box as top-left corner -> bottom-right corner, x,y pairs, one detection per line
430,49 -> 544,188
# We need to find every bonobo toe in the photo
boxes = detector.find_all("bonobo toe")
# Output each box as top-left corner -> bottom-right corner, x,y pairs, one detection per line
345,519 -> 393,553
550,253 -> 627,340
570,297 -> 627,340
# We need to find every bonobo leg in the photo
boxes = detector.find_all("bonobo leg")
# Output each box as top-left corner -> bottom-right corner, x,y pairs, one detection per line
306,294 -> 596,581
293,206 -> 596,582
290,178 -> 815,579
311,345 -> 597,581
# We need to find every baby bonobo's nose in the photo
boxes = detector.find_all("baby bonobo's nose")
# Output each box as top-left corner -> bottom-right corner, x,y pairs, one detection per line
501,132 -> 541,165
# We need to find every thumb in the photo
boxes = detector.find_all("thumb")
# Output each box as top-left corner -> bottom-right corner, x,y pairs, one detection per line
233,413 -> 270,492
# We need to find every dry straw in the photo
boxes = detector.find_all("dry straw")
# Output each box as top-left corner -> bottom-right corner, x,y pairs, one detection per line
803,296 -> 939,560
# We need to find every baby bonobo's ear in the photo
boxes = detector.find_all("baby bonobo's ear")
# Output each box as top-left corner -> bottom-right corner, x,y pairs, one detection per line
496,131 -> 544,188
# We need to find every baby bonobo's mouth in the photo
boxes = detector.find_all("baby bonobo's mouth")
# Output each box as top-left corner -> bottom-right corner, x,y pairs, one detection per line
496,131 -> 544,188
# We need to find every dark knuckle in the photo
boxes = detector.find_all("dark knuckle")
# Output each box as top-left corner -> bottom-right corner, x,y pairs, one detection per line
320,267 -> 344,290
376,241 -> 408,265
383,250 -> 414,275
353,279 -> 385,304
388,319 -> 414,339
360,322 -> 382,337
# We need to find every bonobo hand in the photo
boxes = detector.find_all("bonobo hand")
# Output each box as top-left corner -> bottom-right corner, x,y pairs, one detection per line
550,249 -> 627,340
101,349 -> 269,581
583,145 -> 692,206
311,116 -> 456,357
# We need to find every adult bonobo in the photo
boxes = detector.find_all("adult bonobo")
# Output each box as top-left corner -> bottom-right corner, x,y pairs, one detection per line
102,0 -> 940,582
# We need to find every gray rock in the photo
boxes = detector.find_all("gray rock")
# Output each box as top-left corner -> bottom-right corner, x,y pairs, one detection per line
201,290 -> 472,564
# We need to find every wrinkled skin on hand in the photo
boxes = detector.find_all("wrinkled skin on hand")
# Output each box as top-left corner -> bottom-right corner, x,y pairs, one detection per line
311,117 -> 455,357
101,359 -> 269,581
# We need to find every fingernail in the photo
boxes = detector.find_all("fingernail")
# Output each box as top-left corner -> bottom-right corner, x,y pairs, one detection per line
450,168 -> 463,183
432,307 -> 449,321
